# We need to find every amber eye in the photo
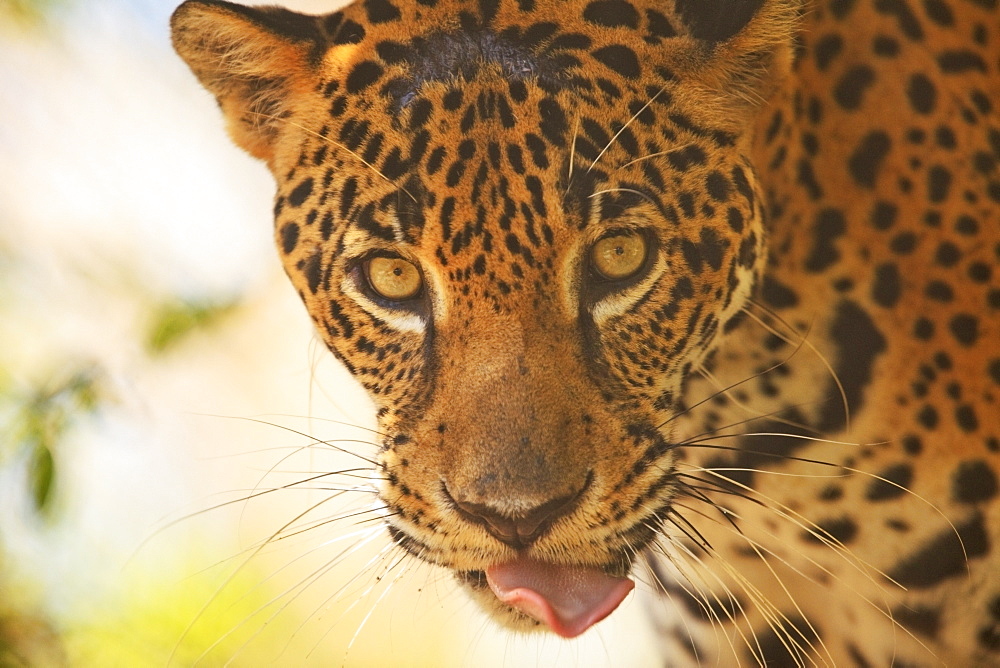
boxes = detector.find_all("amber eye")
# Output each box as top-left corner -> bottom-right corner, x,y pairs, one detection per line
590,232 -> 648,281
366,256 -> 423,301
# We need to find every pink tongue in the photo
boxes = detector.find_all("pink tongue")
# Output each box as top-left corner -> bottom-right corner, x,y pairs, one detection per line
485,557 -> 634,638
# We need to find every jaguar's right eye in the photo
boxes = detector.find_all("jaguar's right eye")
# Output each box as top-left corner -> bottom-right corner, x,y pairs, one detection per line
590,231 -> 648,282
365,255 -> 423,302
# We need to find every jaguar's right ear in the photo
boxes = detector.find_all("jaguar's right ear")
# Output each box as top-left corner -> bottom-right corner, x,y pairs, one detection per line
171,0 -> 326,162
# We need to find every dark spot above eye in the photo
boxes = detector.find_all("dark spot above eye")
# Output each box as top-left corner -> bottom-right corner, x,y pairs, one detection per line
591,45 -> 641,79
329,17 -> 366,45
365,0 -> 402,24
346,60 -> 384,93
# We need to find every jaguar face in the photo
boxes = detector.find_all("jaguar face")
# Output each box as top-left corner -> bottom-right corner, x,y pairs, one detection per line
172,0 -> 793,636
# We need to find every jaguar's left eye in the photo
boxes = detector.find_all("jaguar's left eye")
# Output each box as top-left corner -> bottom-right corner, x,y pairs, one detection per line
365,255 -> 423,301
590,232 -> 648,281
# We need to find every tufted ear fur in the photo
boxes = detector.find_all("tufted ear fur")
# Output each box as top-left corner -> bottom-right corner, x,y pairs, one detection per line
669,0 -> 800,112
171,0 -> 326,161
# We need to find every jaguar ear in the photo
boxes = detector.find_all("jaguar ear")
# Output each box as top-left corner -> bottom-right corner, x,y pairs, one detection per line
171,0 -> 326,161
673,0 -> 800,109
675,0 -> 771,42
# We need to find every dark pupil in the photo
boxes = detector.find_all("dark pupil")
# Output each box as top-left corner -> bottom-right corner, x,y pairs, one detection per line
614,245 -> 624,256
393,266 -> 403,277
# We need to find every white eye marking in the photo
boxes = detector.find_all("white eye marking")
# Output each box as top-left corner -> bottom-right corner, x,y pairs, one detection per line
590,254 -> 666,325
340,274 -> 427,334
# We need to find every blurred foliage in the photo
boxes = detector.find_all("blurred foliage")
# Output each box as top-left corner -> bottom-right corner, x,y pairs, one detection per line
0,541 -> 66,665
0,0 -> 68,27
146,297 -> 241,355
4,367 -> 106,519
0,611 -> 66,666
65,560 -> 327,666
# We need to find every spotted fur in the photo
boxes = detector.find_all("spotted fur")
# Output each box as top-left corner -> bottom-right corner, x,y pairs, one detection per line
172,0 -> 1000,663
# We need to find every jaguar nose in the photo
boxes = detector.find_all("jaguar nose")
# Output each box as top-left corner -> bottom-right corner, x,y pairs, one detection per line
445,474 -> 591,549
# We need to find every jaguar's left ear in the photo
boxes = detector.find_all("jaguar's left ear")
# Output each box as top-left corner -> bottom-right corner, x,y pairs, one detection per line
673,0 -> 800,109
171,0 -> 326,162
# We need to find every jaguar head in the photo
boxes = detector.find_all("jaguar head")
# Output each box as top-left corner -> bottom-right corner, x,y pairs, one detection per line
172,0 -> 795,636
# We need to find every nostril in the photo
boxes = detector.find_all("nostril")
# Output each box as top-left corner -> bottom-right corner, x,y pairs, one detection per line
444,473 -> 592,549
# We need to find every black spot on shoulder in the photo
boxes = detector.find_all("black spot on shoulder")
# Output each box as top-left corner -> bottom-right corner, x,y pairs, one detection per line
872,34 -> 900,56
927,165 -> 952,202
949,313 -> 979,346
817,300 -> 887,431
952,460 -> 998,504
814,33 -> 844,70
849,131 -> 892,188
922,0 -> 953,25
805,208 -> 847,272
760,275 -> 799,308
866,463 -> 913,501
980,596 -> 1000,650
938,50 -> 987,73
892,605 -> 941,638
830,0 -> 857,19
804,516 -> 858,544
872,262 -> 901,307
874,0 -> 925,41
888,512 -> 989,588
870,201 -> 899,230
907,73 -> 937,114
750,615 -> 819,667
834,65 -> 876,110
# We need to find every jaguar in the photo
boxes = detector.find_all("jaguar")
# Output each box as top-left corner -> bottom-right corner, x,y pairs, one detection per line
171,0 -> 1000,663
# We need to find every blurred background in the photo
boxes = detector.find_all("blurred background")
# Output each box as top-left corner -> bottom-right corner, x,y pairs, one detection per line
0,0 -> 656,664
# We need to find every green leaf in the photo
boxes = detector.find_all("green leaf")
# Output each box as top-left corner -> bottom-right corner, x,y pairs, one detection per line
29,442 -> 55,516
146,298 -> 240,354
